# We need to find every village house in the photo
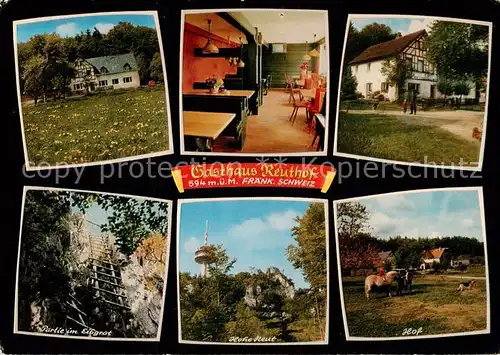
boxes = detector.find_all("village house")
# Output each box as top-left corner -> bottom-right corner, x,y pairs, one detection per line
70,53 -> 140,94
450,254 -> 471,268
349,29 -> 477,102
420,247 -> 450,269
375,250 -> 394,269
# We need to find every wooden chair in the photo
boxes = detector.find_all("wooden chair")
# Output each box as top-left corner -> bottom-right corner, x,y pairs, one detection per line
284,73 -> 302,104
289,89 -> 309,125
306,88 -> 326,127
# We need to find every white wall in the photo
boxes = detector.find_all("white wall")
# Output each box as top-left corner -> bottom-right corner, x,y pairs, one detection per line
98,71 -> 141,89
353,60 -> 477,101
352,60 -> 387,98
69,71 -> 140,91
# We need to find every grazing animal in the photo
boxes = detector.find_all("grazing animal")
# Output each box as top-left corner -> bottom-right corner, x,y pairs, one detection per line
457,280 -> 476,293
364,271 -> 399,300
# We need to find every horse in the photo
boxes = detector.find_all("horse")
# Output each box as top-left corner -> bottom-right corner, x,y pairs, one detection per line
364,271 -> 399,300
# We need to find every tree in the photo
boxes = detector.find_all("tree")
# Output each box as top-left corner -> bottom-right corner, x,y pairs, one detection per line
345,21 -> 397,64
287,203 -> 326,290
454,81 -> 472,106
341,66 -> 358,100
381,56 -> 412,100
225,302 -> 273,339
437,79 -> 454,102
21,55 -> 45,104
149,52 -> 164,82
336,201 -> 371,238
286,203 -> 327,340
17,190 -> 74,331
426,21 -> 489,82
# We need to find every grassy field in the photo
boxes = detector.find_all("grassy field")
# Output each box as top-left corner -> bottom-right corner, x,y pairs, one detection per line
21,86 -> 169,166
342,274 -> 488,338
336,113 -> 480,165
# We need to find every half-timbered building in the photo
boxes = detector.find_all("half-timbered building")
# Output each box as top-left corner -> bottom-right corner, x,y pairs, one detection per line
70,53 -> 140,94
349,29 -> 476,101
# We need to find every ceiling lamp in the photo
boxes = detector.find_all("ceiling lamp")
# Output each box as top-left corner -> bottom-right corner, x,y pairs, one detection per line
309,34 -> 319,57
303,41 -> 311,61
201,19 -> 219,54
237,36 -> 245,67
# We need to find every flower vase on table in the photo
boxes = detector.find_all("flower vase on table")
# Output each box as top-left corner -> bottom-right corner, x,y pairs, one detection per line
206,76 -> 224,94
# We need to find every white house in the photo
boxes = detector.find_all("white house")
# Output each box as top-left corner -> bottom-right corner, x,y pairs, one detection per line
349,30 -> 477,102
70,52 -> 140,93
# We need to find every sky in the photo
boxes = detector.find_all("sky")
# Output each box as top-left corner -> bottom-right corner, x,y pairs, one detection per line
350,16 -> 436,36
71,198 -> 110,236
346,190 -> 484,241
16,14 -> 156,43
179,199 -> 321,289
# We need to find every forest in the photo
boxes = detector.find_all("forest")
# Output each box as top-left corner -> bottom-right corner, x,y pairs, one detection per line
17,22 -> 164,102
179,203 -> 327,343
337,201 -> 485,273
17,189 -> 169,338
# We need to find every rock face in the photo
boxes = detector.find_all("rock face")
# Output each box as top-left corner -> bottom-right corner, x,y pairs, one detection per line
120,241 -> 167,337
244,267 -> 296,307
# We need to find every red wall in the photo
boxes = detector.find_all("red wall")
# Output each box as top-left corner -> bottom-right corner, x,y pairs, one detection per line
182,24 -> 240,91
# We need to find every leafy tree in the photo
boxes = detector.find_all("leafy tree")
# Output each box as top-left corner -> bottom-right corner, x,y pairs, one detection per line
67,192 -> 169,256
17,190 -> 73,331
426,21 -> 488,82
381,56 -> 412,100
341,66 -> 358,100
454,81 -> 472,105
21,55 -> 45,104
150,52 -> 164,82
225,302 -> 273,339
287,203 -> 326,290
344,21 -> 397,64
336,201 -> 371,238
437,79 -> 454,100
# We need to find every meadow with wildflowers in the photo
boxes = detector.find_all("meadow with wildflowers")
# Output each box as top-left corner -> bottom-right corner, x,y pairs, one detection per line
22,86 -> 169,166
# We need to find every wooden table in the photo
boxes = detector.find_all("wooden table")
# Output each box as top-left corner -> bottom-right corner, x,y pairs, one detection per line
183,91 -> 255,150
183,111 -> 236,152
183,89 -> 255,99
301,89 -> 316,99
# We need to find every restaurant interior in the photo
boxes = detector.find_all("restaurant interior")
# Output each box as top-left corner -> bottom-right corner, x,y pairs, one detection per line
181,10 -> 329,153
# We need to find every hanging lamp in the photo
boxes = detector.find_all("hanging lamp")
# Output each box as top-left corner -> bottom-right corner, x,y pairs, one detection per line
237,36 -> 245,67
309,34 -> 319,57
303,40 -> 311,61
201,19 -> 219,54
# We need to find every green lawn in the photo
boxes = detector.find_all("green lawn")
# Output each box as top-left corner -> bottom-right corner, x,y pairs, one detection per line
336,113 -> 480,165
22,86 -> 170,166
342,274 -> 488,338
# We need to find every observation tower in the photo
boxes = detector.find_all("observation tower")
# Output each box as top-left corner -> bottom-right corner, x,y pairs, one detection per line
194,220 -> 214,277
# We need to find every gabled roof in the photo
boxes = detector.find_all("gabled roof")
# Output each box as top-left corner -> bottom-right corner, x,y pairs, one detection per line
430,247 -> 447,259
378,251 -> 393,261
83,53 -> 138,75
349,29 -> 426,65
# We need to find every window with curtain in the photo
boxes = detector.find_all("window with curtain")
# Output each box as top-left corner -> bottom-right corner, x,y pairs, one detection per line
318,44 -> 328,76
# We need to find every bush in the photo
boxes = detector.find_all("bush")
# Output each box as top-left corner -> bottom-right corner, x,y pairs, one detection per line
356,91 -> 364,99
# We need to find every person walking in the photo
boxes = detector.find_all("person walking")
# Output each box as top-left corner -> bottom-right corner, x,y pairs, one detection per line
402,99 -> 407,114
410,90 -> 417,115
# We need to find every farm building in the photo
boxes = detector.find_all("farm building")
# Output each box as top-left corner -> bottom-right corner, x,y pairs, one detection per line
375,250 -> 394,268
70,53 -> 140,94
420,247 -> 450,268
450,254 -> 471,268
349,30 -> 477,101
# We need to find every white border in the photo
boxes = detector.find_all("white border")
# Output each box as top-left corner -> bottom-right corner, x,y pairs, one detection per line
333,14 -> 493,172
178,9 -> 330,156
13,185 -> 174,342
176,196 -> 330,345
333,186 -> 491,341
13,11 -> 174,172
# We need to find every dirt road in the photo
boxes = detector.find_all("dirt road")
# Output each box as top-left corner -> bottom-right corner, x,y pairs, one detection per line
348,109 -> 485,143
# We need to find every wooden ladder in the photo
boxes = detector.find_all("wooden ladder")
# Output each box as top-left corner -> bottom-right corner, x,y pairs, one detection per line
88,235 -> 130,311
